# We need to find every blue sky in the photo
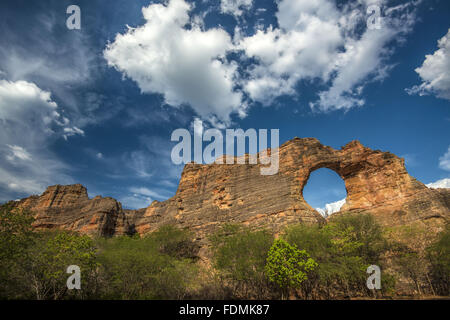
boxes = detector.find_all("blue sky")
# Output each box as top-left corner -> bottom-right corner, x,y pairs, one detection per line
0,0 -> 449,210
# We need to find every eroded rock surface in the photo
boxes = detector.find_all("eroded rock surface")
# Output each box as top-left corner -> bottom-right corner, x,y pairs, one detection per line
11,138 -> 450,241
14,184 -> 131,236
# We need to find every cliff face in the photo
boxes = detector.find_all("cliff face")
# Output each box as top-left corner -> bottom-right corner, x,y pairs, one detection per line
14,184 -> 131,237
12,138 -> 450,241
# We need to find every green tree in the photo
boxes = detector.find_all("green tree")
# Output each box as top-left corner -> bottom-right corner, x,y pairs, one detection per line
326,213 -> 387,263
427,225 -> 450,295
147,225 -> 198,259
265,239 -> 317,299
210,224 -> 274,298
0,204 -> 35,299
97,226 -> 198,299
27,231 -> 99,300
284,214 -> 394,298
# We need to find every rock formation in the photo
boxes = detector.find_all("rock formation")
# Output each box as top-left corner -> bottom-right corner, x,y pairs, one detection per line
11,138 -> 450,242
13,184 -> 130,237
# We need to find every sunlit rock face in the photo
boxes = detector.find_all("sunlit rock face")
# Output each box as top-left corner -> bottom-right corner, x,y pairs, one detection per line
14,184 -> 130,237
13,138 -> 450,244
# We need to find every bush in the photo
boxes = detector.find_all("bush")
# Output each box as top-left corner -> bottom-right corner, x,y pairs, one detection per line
265,239 -> 317,299
96,226 -> 198,299
427,225 -> 450,295
26,231 -> 99,300
283,213 -> 393,298
0,204 -> 35,299
210,224 -> 275,298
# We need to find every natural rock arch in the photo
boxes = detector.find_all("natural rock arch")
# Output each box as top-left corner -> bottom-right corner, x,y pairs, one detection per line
13,138 -> 450,245
301,167 -> 347,216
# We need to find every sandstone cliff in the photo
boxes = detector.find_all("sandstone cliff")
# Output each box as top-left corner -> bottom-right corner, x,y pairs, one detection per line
13,184 -> 131,237
11,138 -> 450,242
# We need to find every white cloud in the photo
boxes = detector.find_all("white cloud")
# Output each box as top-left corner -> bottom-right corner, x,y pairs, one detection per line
221,0 -> 253,17
129,187 -> 171,200
63,126 -> 85,140
406,28 -> 450,101
439,146 -> 450,171
316,198 -> 346,217
426,178 -> 450,189
105,0 -> 420,121
104,0 -> 243,123
121,186 -> 173,209
0,79 -> 78,200
0,79 -> 83,145
6,145 -> 32,162
242,0 -> 417,110
119,194 -> 153,210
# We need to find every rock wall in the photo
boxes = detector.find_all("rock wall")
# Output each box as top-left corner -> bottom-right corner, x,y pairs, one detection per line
14,184 -> 130,237
12,138 -> 450,241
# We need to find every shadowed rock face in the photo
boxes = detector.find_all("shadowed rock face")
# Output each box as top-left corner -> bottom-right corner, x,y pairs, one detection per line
12,138 -> 450,241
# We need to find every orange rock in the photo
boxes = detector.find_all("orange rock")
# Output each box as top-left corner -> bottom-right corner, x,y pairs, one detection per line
11,138 -> 450,243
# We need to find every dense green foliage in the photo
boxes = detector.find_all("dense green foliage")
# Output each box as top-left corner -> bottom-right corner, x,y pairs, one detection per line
283,214 -> 392,298
96,227 -> 198,299
0,203 -> 448,299
427,226 -> 450,295
265,239 -> 317,298
210,224 -> 275,298
0,205 -> 199,300
0,205 -> 35,298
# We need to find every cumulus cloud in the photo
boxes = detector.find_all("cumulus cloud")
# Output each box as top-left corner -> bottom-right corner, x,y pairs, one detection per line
105,0 -> 420,120
426,178 -> 450,189
104,0 -> 243,123
0,79 -> 79,200
0,80 -> 83,145
242,0 -> 417,110
406,28 -> 450,101
221,0 -> 253,17
439,146 -> 450,171
316,198 -> 346,217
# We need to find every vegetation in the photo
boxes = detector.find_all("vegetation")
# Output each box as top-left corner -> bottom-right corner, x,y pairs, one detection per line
265,239 -> 317,299
0,203 -> 448,299
96,227 -> 198,299
210,224 -> 275,298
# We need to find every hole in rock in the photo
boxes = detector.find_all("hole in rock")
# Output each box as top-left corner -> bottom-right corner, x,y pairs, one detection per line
302,168 -> 347,218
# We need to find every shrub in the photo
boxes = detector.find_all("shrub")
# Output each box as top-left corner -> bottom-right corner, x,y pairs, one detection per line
426,225 -> 450,295
210,224 -> 275,298
265,239 -> 317,299
97,226 -> 198,299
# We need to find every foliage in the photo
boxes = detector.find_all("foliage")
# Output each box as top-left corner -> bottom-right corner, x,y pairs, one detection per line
210,224 -> 275,298
96,226 -> 198,299
0,202 -> 447,299
426,225 -> 450,295
0,204 -> 35,298
146,225 -> 198,259
26,231 -> 99,300
283,213 -> 394,298
265,239 -> 317,298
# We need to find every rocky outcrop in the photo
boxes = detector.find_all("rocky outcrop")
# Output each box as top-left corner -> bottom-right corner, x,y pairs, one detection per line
127,138 -> 450,242
14,184 -> 131,237
11,138 -> 450,242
